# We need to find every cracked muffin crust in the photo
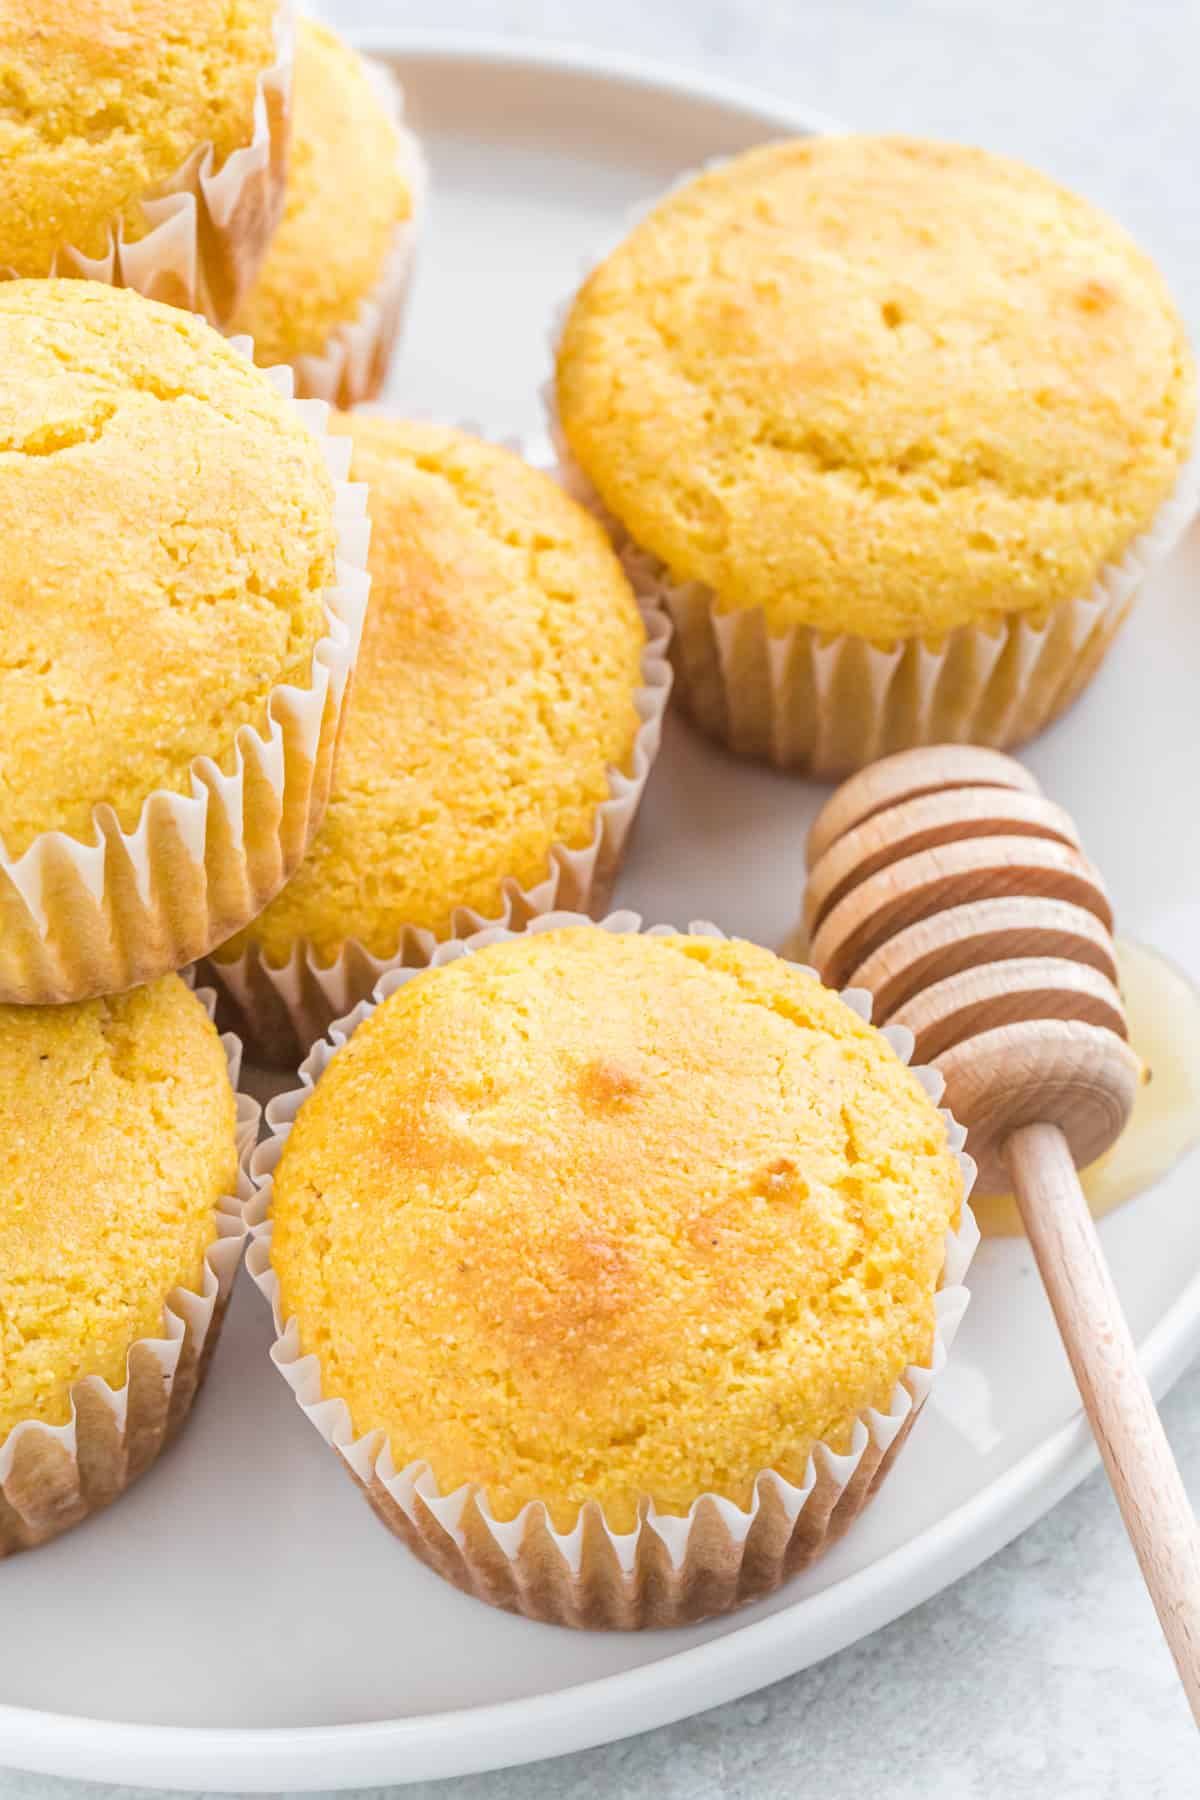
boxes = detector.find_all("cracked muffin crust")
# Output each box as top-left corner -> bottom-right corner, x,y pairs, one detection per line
268,926 -> 964,1531
0,279 -> 336,856
0,973 -> 236,1440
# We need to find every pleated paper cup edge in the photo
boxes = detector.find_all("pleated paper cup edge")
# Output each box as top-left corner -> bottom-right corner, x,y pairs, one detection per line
583,436 -> 1200,773
243,911 -> 977,1628
0,984 -> 261,1552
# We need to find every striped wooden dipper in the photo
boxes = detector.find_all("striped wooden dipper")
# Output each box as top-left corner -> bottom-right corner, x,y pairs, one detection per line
805,745 -> 1200,1724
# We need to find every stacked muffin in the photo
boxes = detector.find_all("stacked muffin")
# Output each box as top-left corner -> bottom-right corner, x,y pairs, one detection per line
1,9 -> 1193,1630
0,279 -> 367,1003
0,266 -> 363,1549
0,3 -> 378,1540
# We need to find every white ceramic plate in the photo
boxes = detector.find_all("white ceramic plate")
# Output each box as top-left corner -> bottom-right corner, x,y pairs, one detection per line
4,34 -> 1199,1794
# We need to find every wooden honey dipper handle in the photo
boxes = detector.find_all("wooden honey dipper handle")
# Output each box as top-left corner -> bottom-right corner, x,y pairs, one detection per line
1006,1123 -> 1200,1722
805,746 -> 1200,1723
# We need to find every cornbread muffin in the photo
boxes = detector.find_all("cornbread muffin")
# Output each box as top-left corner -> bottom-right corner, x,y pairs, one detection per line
212,418 -> 658,1062
267,927 -> 965,1580
0,282 -> 333,854
0,0 -> 289,321
556,135 -> 1197,770
0,976 -> 242,1552
0,280 -> 358,1005
230,19 -> 417,402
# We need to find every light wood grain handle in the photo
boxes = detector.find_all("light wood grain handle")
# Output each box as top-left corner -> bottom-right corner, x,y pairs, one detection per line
1005,1121 -> 1200,1725
805,745 -> 1200,1722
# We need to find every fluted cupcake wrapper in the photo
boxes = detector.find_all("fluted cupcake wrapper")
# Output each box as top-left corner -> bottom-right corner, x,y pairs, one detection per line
0,356 -> 372,1007
605,450 -> 1200,773
245,911 -> 978,1630
1,3 -> 294,326
544,145 -> 1200,774
204,434 -> 672,1067
0,987 -> 259,1557
274,60 -> 427,407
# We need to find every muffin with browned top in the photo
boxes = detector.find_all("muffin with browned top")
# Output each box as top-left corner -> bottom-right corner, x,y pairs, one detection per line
252,921 -> 973,1626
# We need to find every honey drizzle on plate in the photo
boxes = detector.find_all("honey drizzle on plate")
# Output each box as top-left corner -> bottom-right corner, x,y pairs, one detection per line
972,939 -> 1200,1235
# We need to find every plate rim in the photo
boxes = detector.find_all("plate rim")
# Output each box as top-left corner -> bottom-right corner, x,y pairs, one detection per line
349,26 -> 846,138
7,1280 -> 1200,1791
4,30 -> 1199,1793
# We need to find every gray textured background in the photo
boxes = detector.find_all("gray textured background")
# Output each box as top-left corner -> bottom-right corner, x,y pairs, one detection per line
4,2 -> 1200,1795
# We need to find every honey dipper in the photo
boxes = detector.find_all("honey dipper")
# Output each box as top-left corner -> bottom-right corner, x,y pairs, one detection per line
805,745 -> 1200,1721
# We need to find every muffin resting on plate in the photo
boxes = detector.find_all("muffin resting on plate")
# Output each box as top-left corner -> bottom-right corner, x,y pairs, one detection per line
208,417 -> 668,1064
251,920 -> 973,1627
0,279 -> 363,1006
229,17 -> 421,404
0,0 -> 291,321
555,134 -> 1197,772
0,976 -> 247,1555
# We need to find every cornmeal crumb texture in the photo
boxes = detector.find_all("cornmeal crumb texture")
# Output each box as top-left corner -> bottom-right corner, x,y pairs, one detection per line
0,975 -> 236,1440
0,281 -> 336,855
0,0 -> 278,274
228,418 -> 645,966
270,928 -> 963,1530
557,135 -> 1195,642
231,18 -> 409,365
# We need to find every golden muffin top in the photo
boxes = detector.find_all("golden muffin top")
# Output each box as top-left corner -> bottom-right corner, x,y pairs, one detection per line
0,281 -> 336,856
222,418 -> 645,968
0,0 -> 278,274
231,19 -> 411,365
0,975 -> 237,1440
269,927 -> 963,1530
556,135 -> 1195,642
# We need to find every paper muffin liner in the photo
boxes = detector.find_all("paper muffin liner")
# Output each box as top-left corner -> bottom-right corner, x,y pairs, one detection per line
0,986 -> 259,1557
0,357 -> 372,1007
2,4 -> 294,325
245,911 -> 979,1630
545,149 -> 1200,774
205,436 -> 672,1067
280,62 -> 427,408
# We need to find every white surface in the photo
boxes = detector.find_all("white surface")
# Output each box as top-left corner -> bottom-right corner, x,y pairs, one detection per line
5,9 -> 1200,1798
